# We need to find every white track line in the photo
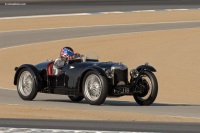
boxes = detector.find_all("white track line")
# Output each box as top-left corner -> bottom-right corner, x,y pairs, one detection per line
0,87 -> 16,90
1,20 -> 200,33
154,114 -> 200,120
0,13 -> 91,20
0,12 -> 124,20
0,27 -> 200,51
0,127 -> 136,133
0,8 -> 200,20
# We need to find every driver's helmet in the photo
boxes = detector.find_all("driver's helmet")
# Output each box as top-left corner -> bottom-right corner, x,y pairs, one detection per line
60,47 -> 74,60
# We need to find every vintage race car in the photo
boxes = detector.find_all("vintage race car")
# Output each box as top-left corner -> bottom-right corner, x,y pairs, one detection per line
14,53 -> 158,105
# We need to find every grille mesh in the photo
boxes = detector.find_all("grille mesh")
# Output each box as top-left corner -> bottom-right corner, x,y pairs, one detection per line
113,69 -> 128,85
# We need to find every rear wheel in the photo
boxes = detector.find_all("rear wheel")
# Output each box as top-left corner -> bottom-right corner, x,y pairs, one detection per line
68,95 -> 84,102
82,71 -> 108,105
133,71 -> 158,106
17,68 -> 38,100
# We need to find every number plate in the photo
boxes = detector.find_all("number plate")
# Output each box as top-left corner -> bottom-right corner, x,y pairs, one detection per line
121,87 -> 130,94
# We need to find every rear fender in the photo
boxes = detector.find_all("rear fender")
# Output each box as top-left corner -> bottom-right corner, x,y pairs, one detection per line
14,64 -> 43,90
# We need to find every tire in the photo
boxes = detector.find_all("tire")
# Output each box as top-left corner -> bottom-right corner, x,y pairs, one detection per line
17,68 -> 38,100
68,95 -> 84,102
82,71 -> 108,105
133,71 -> 158,106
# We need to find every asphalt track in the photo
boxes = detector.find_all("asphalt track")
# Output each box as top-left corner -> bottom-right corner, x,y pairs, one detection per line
1,89 -> 200,119
0,118 -> 200,132
1,21 -> 200,48
0,0 -> 200,17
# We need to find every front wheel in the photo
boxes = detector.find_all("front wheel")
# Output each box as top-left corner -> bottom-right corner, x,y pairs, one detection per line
133,71 -> 158,106
82,71 -> 108,105
17,68 -> 38,100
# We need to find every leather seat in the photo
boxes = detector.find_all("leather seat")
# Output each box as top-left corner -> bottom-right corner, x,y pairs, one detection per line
47,62 -> 54,76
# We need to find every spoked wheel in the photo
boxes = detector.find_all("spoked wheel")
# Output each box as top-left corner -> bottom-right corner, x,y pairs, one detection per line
68,95 -> 84,102
17,68 -> 38,100
133,71 -> 158,106
83,71 -> 108,105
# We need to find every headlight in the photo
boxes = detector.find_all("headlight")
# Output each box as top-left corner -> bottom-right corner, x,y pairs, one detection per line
130,69 -> 139,78
105,69 -> 114,78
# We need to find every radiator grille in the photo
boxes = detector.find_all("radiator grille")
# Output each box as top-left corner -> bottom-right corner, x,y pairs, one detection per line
113,69 -> 128,85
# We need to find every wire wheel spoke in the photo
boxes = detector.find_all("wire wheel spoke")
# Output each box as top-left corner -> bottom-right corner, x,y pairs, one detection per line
18,71 -> 33,96
85,74 -> 102,101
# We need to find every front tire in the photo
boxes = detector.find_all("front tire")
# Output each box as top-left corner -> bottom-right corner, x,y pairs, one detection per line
17,68 -> 38,100
82,71 -> 108,105
68,95 -> 84,102
133,71 -> 158,106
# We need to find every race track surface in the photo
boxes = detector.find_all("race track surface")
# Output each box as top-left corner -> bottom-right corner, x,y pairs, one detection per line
1,21 -> 200,48
0,0 -> 200,17
0,118 -> 200,132
1,89 -> 200,119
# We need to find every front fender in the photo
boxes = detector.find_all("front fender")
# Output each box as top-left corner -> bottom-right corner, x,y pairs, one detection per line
14,64 -> 43,90
136,65 -> 156,72
78,66 -> 107,92
82,66 -> 107,77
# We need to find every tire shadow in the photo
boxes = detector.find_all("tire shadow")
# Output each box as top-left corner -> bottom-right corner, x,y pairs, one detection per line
104,100 -> 200,106
35,99 -> 200,107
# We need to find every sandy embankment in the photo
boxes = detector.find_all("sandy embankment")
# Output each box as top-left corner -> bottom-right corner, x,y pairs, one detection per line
1,104 -> 200,122
1,10 -> 200,31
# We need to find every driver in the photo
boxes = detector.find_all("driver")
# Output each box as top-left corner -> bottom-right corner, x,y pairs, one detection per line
53,47 -> 74,75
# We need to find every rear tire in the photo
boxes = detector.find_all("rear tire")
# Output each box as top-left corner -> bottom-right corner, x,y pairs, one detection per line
133,71 -> 158,106
82,71 -> 108,105
17,68 -> 38,100
68,95 -> 84,102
